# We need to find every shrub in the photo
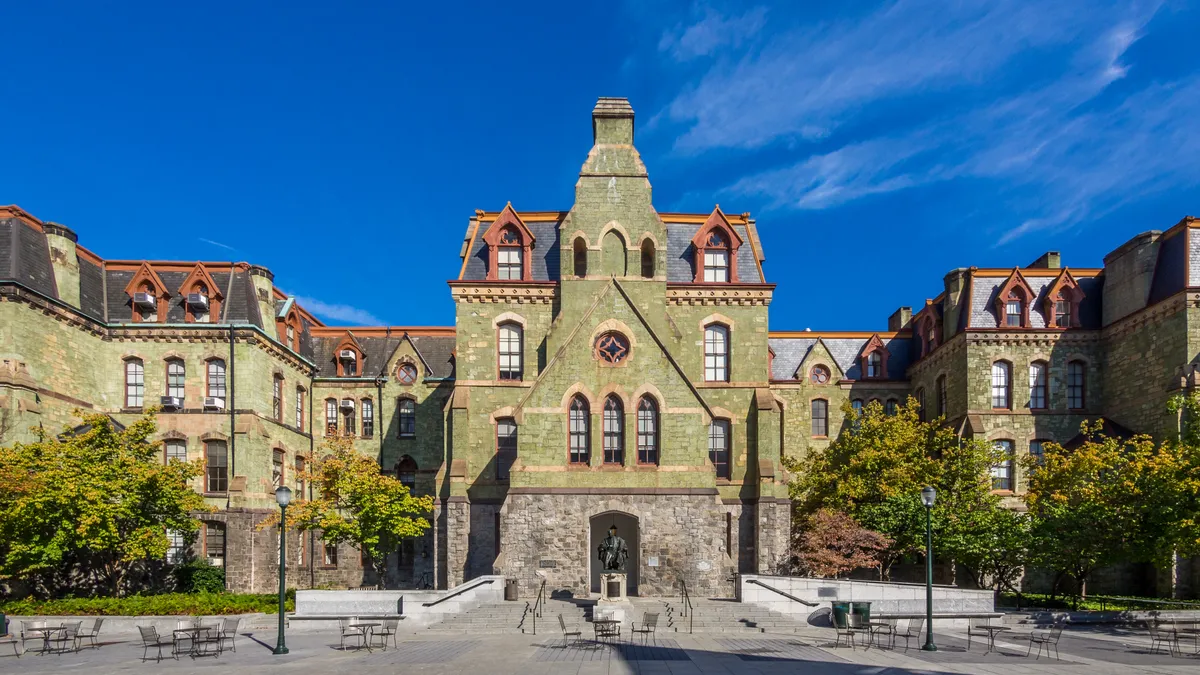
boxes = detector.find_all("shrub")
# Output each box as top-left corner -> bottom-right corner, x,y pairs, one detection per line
172,559 -> 225,594
0,591 -> 295,616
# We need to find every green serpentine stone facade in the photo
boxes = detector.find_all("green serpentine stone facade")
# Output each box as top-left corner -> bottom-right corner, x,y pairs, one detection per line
1,98 -> 1197,596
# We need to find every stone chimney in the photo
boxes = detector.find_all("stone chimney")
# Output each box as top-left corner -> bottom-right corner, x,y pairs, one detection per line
592,97 -> 635,145
1028,251 -> 1062,269
1103,230 -> 1162,325
888,307 -> 912,331
941,268 -> 971,340
42,222 -> 80,308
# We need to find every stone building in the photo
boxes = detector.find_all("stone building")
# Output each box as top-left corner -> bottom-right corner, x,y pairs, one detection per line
1,97 -> 1197,597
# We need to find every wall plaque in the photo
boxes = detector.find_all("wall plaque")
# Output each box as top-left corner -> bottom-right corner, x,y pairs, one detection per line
647,556 -> 659,567
539,559 -> 557,568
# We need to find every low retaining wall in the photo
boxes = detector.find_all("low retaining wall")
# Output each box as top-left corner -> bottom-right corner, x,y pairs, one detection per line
292,575 -> 507,629
739,575 -> 995,628
4,613 -> 276,636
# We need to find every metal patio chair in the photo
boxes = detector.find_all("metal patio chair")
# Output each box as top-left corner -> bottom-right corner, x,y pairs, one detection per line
338,617 -> 367,651
630,613 -> 658,644
1148,621 -> 1181,657
47,621 -> 82,654
833,613 -> 857,649
216,617 -> 240,653
137,626 -> 177,662
558,614 -> 582,647
371,619 -> 399,651
19,621 -> 49,655
894,617 -> 924,652
1027,620 -> 1066,660
75,618 -> 104,650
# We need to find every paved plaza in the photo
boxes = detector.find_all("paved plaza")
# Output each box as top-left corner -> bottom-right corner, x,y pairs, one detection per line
5,622 -> 1200,674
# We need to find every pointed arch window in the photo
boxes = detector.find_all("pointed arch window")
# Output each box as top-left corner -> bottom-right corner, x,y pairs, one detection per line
1029,361 -> 1048,410
573,237 -> 588,278
991,361 -> 1012,409
398,398 -> 416,438
496,418 -> 517,480
396,456 -> 418,492
569,396 -> 590,464
498,323 -> 523,380
361,398 -> 374,438
704,324 -> 729,382
125,358 -> 144,408
341,399 -> 356,436
640,239 -> 655,278
603,396 -> 624,465
636,397 -> 659,465
886,398 -> 899,417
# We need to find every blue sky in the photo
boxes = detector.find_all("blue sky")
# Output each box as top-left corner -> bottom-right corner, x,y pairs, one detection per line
3,1 -> 1197,329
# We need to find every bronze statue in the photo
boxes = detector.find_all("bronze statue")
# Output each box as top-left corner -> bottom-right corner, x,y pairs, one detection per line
597,525 -> 628,571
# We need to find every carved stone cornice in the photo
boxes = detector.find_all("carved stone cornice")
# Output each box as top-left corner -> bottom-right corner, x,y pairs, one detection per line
666,285 -> 773,306
450,284 -> 557,304
963,330 -> 1100,348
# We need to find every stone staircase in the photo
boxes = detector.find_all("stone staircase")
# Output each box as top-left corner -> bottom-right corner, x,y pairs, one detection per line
629,596 -> 813,634
425,598 -> 587,635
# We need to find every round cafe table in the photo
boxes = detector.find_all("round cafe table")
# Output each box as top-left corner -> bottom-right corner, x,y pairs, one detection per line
592,619 -> 621,644
349,623 -> 380,652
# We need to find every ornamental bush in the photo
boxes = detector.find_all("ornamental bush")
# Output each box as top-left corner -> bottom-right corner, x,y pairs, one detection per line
0,590 -> 294,616
172,559 -> 225,594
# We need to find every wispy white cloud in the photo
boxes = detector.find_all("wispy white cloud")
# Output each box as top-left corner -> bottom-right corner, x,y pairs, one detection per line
658,6 -> 768,61
652,1 -> 1196,244
198,237 -> 236,252
294,296 -> 382,325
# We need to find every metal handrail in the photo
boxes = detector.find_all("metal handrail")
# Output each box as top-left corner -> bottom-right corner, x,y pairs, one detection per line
531,579 -> 546,635
421,579 -> 494,607
680,579 -> 693,634
746,579 -> 819,607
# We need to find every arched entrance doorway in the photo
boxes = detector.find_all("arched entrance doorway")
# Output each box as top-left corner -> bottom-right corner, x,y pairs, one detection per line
589,512 -> 638,596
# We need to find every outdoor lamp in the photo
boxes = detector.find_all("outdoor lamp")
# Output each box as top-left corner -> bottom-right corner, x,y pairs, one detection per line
921,486 -> 936,508
273,485 -> 292,655
920,485 -> 937,651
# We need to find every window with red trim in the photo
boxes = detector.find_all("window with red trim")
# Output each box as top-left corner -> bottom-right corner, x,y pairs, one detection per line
569,396 -> 590,464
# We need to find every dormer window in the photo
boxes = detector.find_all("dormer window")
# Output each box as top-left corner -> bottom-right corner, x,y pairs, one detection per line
915,307 -> 940,358
859,334 -> 889,380
866,352 -> 881,378
690,207 -> 744,284
333,332 -> 365,377
124,262 -> 170,323
1005,299 -> 1022,327
179,263 -> 223,323
497,227 -> 523,280
703,231 -> 730,282
1044,269 -> 1084,329
482,203 -> 536,282
286,323 -> 295,350
277,307 -> 302,352
1055,300 -> 1071,327
189,283 -> 211,322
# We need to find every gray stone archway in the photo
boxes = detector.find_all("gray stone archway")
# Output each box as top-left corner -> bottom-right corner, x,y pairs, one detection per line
589,511 -> 639,596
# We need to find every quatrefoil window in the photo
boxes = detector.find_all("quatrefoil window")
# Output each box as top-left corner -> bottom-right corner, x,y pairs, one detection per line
705,230 -> 727,248
499,228 -> 520,245
594,332 -> 630,365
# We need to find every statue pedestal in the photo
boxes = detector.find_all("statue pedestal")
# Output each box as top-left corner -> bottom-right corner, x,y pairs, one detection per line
599,572 -> 627,603
596,572 -> 632,625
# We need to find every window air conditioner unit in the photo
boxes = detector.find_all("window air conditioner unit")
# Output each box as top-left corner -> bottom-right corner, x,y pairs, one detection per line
339,350 -> 356,360
204,397 -> 225,410
339,399 -> 355,409
133,292 -> 156,309
186,293 -> 209,310
160,396 -> 183,411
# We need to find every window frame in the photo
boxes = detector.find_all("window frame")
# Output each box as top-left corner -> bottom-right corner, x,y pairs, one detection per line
272,375 -> 284,422
497,322 -> 523,381
810,399 -> 828,438
272,448 -> 285,488
124,358 -> 145,409
361,398 -> 374,438
703,324 -> 730,382
164,438 -> 187,464
708,419 -> 731,480
866,352 -> 882,378
204,440 -> 228,494
568,396 -> 590,465
936,374 -> 948,418
1067,360 -> 1086,410
602,396 -> 624,465
636,396 -> 659,465
991,439 -> 1015,491
397,397 -> 416,438
396,363 -> 418,385
324,398 -> 338,436
166,358 -> 185,400
1029,361 -> 1049,410
341,398 -> 356,436
295,387 -> 305,429
206,359 -> 227,400
496,418 -> 517,480
991,361 -> 1012,410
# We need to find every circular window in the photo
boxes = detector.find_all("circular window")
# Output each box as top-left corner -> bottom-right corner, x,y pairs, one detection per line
594,332 -> 630,364
397,363 -> 418,384
810,365 -> 830,384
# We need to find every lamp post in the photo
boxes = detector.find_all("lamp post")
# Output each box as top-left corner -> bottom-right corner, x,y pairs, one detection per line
273,485 -> 292,655
920,486 -> 937,652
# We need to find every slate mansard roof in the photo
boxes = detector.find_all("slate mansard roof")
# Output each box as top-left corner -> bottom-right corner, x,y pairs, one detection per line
967,272 -> 1104,330
308,330 -> 456,380
457,209 -> 767,283
0,214 -> 58,298
769,333 -> 912,382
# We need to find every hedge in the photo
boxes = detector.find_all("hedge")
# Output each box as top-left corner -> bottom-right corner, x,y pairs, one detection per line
0,591 -> 295,616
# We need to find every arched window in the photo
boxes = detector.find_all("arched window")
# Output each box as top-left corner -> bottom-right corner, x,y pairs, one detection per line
851,399 -> 864,416
164,438 -> 187,464
636,397 -> 659,465
497,226 -> 523,280
992,440 -> 1014,491
125,358 -> 144,408
866,352 -> 882,378
396,456 -> 418,492
704,324 -> 729,382
810,365 -> 830,384
205,440 -> 228,493
702,230 -> 730,282
601,230 -> 627,276
709,419 -> 730,479
810,399 -> 828,437
640,239 -> 655,278
1067,360 -> 1086,409
991,361 -> 1012,409
295,386 -> 305,428
1005,295 -> 1024,327
397,398 -> 416,438
272,374 -> 284,422
206,359 -> 226,399
286,322 -> 296,350
568,396 -> 590,464
936,375 -> 947,417
1029,361 -> 1048,410
602,396 -> 624,465
573,237 -> 588,278
361,398 -> 374,438
325,398 -> 338,436
498,323 -> 523,381
886,398 -> 899,416
341,399 -> 356,436
190,282 -> 210,322
166,359 -> 185,400
496,418 -> 517,480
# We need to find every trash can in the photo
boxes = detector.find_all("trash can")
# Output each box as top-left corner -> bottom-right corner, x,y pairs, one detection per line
830,601 -> 850,628
850,601 -> 872,625
504,578 -> 519,601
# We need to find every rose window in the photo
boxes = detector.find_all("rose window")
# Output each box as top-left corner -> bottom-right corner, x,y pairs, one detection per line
810,365 -> 830,384
594,332 -> 630,364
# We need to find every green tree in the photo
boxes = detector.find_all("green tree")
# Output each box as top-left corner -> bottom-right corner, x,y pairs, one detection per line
260,438 -> 434,585
789,398 -> 1006,579
0,411 -> 209,596
946,507 -> 1031,603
